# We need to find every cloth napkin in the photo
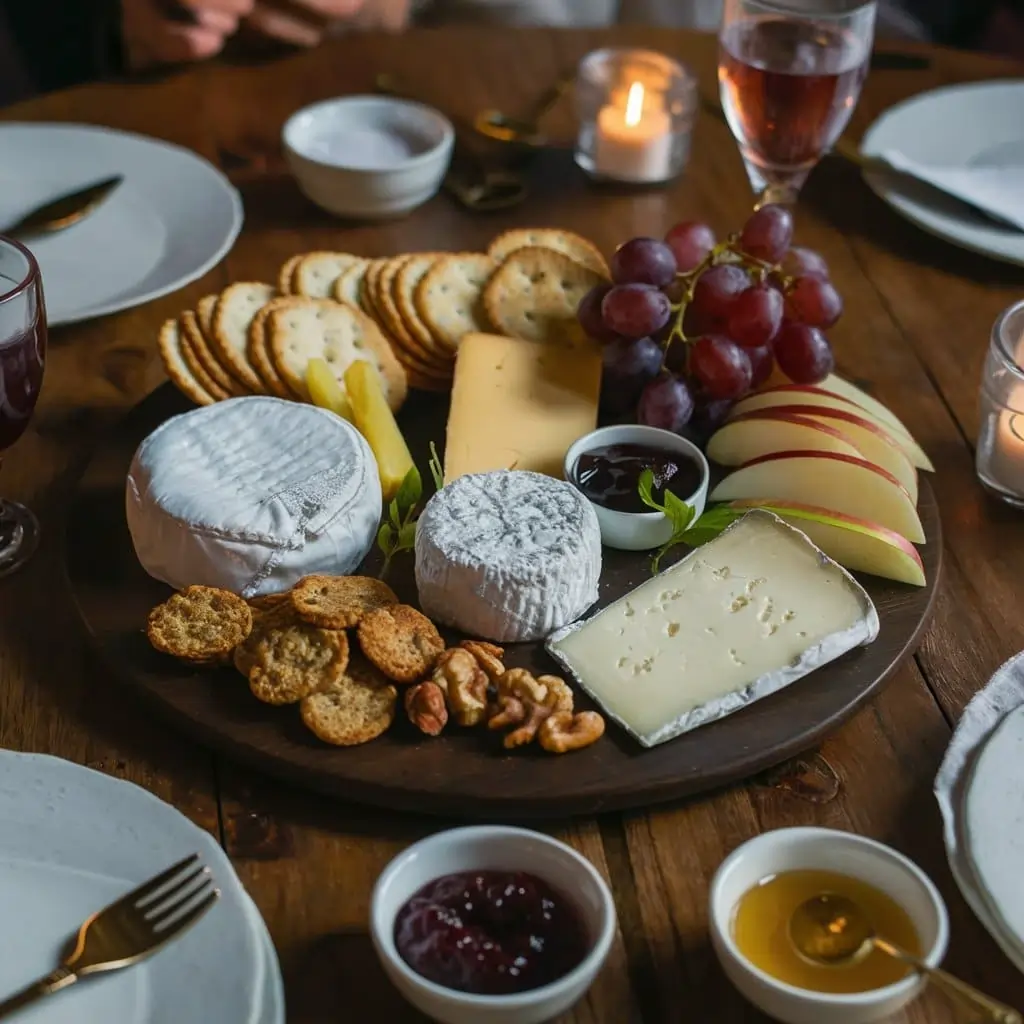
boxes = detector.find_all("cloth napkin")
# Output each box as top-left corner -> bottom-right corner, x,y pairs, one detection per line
934,651 -> 1024,973
882,149 -> 1024,232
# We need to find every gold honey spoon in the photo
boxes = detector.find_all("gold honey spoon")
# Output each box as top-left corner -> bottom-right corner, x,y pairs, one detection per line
790,893 -> 1022,1023
1,176 -> 123,240
473,73 -> 574,148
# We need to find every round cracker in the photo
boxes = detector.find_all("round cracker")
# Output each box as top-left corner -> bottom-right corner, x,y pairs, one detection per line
277,254 -> 304,295
488,227 -> 609,278
300,656 -> 397,746
357,604 -> 445,683
147,585 -> 252,660
245,619 -> 350,706
483,246 -> 604,346
291,575 -> 398,629
196,294 -> 218,339
179,315 -> 232,401
394,252 -> 448,359
268,298 -> 408,412
181,308 -> 246,397
211,282 -> 276,394
158,318 -> 215,406
294,252 -> 366,299
414,253 -> 496,354
333,261 -> 370,308
248,296 -> 306,399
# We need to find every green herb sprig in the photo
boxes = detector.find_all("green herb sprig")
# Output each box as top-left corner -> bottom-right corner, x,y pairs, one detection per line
638,469 -> 747,573
377,442 -> 444,579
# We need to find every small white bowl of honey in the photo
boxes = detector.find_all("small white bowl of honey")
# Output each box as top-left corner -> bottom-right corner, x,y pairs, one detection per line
708,827 -> 948,1024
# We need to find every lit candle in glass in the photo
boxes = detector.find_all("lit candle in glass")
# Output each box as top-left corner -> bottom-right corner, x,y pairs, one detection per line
574,48 -> 696,185
976,299 -> 1024,508
593,82 -> 673,183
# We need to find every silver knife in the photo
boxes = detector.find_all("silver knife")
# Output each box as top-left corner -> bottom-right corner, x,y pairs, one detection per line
1,175 -> 124,239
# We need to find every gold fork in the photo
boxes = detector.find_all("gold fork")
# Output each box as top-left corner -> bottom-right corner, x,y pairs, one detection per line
0,853 -> 218,1019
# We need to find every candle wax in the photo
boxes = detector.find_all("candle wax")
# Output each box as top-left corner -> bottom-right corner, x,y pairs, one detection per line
593,100 -> 673,183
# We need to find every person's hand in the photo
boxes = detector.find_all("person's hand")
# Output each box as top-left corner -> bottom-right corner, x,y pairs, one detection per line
121,0 -> 255,68
245,0 -> 411,46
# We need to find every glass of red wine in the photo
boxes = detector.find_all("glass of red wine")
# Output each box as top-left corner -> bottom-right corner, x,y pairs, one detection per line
0,235 -> 46,577
719,0 -> 876,204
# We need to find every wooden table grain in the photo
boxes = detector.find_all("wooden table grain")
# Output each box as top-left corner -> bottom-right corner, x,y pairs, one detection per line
2,27 -> 1023,1022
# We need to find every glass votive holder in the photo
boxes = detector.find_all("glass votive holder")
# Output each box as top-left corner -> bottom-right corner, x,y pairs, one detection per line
977,298 -> 1024,508
574,47 -> 697,186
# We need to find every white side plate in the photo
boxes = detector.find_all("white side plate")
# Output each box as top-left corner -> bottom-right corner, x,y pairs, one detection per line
860,80 -> 1024,266
0,123 -> 242,324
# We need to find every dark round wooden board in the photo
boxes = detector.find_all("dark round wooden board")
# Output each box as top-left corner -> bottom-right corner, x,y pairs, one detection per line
64,384 -> 941,819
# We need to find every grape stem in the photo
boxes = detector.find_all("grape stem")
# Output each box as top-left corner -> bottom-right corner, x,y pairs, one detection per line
659,239 -> 794,374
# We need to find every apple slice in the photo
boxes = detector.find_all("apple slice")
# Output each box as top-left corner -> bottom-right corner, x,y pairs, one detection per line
707,412 -> 863,466
733,405 -> 918,504
744,380 -> 933,473
709,451 -> 925,544
723,499 -> 926,586
816,374 -> 933,472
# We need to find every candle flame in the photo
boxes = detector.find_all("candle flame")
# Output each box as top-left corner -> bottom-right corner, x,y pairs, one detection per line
625,81 -> 645,127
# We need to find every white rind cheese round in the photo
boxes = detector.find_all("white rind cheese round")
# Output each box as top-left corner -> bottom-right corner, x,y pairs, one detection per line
414,470 -> 602,643
126,396 -> 381,597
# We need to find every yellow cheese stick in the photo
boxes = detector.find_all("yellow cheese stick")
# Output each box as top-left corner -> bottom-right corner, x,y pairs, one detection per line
344,360 -> 414,501
306,357 -> 353,421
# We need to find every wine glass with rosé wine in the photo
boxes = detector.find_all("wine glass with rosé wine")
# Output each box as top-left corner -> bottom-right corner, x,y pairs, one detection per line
0,236 -> 46,577
719,0 -> 876,206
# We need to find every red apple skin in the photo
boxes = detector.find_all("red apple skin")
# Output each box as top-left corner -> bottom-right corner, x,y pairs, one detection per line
732,405 -> 900,443
723,499 -> 924,568
733,449 -> 912,500
725,408 -> 858,441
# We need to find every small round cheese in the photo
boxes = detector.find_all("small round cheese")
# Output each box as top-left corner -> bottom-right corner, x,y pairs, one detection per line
126,397 -> 381,597
414,470 -> 602,643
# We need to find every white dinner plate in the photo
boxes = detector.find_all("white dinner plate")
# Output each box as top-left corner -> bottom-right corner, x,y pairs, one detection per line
0,751 -> 283,1023
860,80 -> 1024,266
963,706 -> 1024,962
0,123 -> 243,325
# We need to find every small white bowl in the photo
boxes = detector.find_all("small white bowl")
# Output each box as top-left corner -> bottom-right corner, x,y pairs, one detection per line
709,827 -> 949,1024
282,95 -> 454,219
370,826 -> 616,1024
564,424 -> 710,551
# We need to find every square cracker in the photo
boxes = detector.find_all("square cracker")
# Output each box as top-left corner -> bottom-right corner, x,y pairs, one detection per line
212,282 -> 276,394
414,253 -> 495,354
483,246 -> 605,346
267,298 -> 408,412
488,228 -> 609,278
294,252 -> 366,299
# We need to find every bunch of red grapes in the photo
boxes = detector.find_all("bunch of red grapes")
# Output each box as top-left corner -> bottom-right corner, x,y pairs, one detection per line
577,205 -> 842,439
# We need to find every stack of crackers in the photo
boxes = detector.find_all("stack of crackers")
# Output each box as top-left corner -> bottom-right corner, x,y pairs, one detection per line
146,576 -> 605,755
148,578 -> 445,747
158,227 -> 609,413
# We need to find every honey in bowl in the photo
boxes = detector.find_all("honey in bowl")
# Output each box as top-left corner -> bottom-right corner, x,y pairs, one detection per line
732,869 -> 922,994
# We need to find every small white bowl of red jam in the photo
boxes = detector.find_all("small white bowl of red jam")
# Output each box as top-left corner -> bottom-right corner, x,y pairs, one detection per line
708,827 -> 949,1024
564,424 -> 710,552
370,826 -> 616,1024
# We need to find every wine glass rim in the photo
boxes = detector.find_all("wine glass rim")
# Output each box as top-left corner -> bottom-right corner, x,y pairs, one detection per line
736,0 -> 876,15
0,234 -> 41,306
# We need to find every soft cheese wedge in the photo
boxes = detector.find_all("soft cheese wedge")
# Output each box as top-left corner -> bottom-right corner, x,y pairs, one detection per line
709,451 -> 925,544
443,332 -> 601,483
547,510 -> 879,747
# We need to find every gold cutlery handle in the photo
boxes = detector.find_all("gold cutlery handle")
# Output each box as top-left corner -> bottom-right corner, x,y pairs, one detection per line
0,966 -> 78,1019
874,939 -> 1022,1023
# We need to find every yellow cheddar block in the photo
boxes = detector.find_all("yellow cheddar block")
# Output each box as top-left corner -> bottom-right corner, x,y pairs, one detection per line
444,332 -> 602,484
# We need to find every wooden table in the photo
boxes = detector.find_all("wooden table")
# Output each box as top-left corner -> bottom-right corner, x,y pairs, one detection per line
2,26 -> 1024,1022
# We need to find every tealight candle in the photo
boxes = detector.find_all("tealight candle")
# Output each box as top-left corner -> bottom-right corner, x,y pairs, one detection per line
593,82 -> 673,183
574,48 -> 696,185
976,299 -> 1024,507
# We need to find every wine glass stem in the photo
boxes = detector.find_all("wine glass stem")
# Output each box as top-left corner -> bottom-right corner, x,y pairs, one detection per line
755,184 -> 799,209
